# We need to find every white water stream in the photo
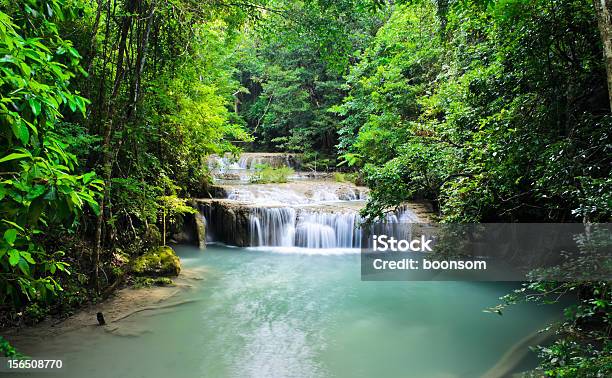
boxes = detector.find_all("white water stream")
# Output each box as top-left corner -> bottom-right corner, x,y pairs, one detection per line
203,153 -> 415,250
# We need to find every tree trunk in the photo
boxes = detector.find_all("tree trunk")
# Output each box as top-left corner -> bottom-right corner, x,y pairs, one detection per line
129,0 -> 156,119
86,0 -> 105,73
162,209 -> 166,246
594,0 -> 612,111
112,0 -> 136,97
92,118 -> 114,293
92,0 -> 137,293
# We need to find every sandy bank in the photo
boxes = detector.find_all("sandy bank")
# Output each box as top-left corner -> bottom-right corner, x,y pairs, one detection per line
2,267 -> 207,352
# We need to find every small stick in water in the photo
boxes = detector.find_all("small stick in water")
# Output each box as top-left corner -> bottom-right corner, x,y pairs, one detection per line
97,312 -> 106,325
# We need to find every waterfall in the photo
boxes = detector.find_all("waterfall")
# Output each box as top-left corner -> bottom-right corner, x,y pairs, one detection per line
249,207 -> 297,247
200,152 -> 422,251
200,201 -> 420,250
247,208 -> 362,248
295,211 -> 361,248
208,153 -> 300,173
208,155 -> 243,172
225,186 -> 366,204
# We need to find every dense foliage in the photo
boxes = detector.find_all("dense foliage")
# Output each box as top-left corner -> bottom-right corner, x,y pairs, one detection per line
0,0 -> 260,318
337,0 -> 611,224
0,0 -> 101,307
236,0 -> 385,169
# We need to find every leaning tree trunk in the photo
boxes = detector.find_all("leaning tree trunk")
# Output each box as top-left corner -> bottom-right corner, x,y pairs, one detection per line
594,0 -> 612,111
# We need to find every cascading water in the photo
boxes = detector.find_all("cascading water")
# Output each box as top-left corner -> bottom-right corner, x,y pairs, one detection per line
207,153 -> 301,181
200,152 -> 422,250
208,154 -> 267,172
249,207 -> 297,247
294,211 -> 361,248
248,208 -> 362,248
199,202 -> 416,250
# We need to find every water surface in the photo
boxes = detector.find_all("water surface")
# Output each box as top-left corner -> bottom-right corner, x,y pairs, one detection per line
19,244 -> 558,378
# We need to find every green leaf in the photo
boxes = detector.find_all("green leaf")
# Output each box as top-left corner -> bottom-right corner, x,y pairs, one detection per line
8,249 -> 20,266
18,258 -> 30,275
87,199 -> 100,215
26,185 -> 46,200
3,229 -> 17,246
0,55 -> 15,63
81,171 -> 97,184
67,96 -> 77,112
1,220 -> 25,232
0,152 -> 30,163
20,251 -> 35,264
19,62 -> 31,76
13,120 -> 30,144
74,96 -> 86,115
28,98 -> 41,116
68,47 -> 81,59
17,122 -> 30,145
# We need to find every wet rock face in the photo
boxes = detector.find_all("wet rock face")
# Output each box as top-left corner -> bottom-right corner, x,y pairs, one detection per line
197,200 -> 251,247
194,214 -> 206,250
245,154 -> 298,169
237,152 -> 302,170
195,199 -> 367,248
212,181 -> 369,204
170,205 -> 206,250
207,185 -> 228,199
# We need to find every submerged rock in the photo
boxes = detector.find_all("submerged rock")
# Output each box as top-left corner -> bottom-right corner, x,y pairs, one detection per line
335,186 -> 362,201
218,173 -> 241,181
132,246 -> 181,277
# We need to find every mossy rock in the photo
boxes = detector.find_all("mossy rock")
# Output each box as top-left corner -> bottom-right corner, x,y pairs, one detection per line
133,276 -> 174,288
132,246 -> 181,277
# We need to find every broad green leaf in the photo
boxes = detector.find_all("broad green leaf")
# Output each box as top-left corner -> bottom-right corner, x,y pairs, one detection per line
67,96 -> 77,112
18,258 -> 30,275
28,98 -> 41,116
8,249 -> 20,266
15,120 -> 29,144
86,198 -> 100,215
3,229 -> 17,246
19,62 -> 31,76
26,185 -> 46,200
81,171 -> 97,184
0,54 -> 15,63
9,120 -> 30,146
